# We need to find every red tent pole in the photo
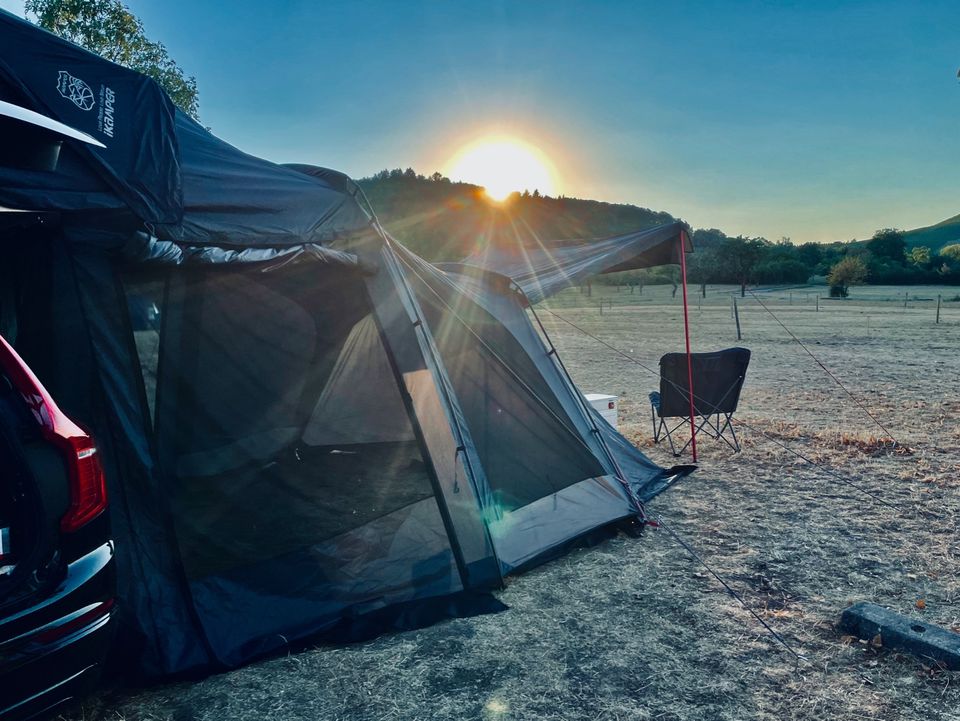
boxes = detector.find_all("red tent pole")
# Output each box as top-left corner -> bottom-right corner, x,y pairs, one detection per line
678,229 -> 698,462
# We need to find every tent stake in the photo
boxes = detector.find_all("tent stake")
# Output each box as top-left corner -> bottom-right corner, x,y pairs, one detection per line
678,230 -> 698,462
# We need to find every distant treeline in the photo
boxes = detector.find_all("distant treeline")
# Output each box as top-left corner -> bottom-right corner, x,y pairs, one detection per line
358,169 -> 960,288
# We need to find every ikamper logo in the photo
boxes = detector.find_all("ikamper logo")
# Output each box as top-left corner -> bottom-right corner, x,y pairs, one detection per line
56,70 -> 95,111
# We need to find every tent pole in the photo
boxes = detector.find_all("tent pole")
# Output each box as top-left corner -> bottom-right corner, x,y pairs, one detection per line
678,229 -> 698,463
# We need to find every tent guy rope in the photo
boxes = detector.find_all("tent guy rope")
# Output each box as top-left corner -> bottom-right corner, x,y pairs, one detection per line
652,516 -> 808,664
536,306 -> 904,513
746,290 -> 900,446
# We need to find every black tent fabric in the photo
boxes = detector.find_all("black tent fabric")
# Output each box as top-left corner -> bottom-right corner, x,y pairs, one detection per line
0,9 -> 180,222
0,12 -> 695,678
157,115 -> 371,247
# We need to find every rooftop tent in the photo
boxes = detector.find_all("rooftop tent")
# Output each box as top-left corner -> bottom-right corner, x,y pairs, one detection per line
0,9 -> 179,221
0,11 -> 695,678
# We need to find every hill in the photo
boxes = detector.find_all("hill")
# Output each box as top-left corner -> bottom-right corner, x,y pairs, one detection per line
901,214 -> 960,251
358,169 -> 960,287
357,169 -> 676,262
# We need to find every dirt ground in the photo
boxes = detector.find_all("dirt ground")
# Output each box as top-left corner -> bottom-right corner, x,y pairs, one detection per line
62,283 -> 960,721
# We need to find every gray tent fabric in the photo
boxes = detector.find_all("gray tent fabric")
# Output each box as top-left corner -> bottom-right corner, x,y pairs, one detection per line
304,315 -> 416,446
0,12 -> 695,679
448,221 -> 693,303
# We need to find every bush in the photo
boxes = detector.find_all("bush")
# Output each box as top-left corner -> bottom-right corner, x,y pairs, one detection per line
827,256 -> 868,297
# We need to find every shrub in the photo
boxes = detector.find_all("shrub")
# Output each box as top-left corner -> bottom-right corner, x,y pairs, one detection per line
827,256 -> 868,297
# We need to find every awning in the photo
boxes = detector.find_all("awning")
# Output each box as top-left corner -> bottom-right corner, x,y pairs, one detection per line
447,221 -> 692,303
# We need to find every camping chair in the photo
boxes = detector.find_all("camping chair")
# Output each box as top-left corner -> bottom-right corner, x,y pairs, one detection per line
649,347 -> 751,456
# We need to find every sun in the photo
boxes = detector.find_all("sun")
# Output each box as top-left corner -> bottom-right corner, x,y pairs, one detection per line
446,136 -> 557,202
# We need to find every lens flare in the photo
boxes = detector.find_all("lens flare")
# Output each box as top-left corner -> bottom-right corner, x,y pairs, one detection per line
446,137 -> 557,201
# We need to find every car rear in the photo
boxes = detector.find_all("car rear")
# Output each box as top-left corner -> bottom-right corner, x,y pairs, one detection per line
0,333 -> 115,721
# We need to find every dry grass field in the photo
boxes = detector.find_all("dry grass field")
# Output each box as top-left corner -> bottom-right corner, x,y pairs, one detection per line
62,284 -> 960,721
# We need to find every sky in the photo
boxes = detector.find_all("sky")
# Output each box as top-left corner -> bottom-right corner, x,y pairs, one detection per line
2,0 -> 958,243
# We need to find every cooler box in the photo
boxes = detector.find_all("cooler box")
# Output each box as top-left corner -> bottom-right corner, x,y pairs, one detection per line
584,393 -> 618,429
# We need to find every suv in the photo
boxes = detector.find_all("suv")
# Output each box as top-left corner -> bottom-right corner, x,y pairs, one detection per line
0,332 -> 116,720
0,101 -> 116,720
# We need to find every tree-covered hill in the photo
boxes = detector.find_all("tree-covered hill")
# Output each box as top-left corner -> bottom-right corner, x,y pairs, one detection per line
900,214 -> 960,251
358,169 -> 674,261
359,169 -> 960,289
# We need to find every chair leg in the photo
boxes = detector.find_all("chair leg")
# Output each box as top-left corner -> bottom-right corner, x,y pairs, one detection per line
712,413 -> 741,453
725,414 -> 741,452
663,418 -> 682,456
651,405 -> 659,443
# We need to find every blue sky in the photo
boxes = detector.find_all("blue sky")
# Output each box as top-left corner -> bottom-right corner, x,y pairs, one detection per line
3,0 -> 958,242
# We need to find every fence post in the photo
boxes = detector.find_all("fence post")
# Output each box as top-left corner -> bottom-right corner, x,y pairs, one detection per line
733,298 -> 742,340
816,294 -> 819,313
937,294 -> 941,324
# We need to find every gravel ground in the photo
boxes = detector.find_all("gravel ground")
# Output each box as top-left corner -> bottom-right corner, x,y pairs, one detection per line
61,284 -> 960,721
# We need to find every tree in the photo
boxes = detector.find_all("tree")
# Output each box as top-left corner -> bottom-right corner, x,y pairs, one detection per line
908,246 -> 931,266
940,243 -> 960,262
797,242 -> 823,268
26,0 -> 200,120
866,228 -> 906,264
687,246 -> 723,296
827,256 -> 868,297
692,228 -> 727,248
720,236 -> 768,296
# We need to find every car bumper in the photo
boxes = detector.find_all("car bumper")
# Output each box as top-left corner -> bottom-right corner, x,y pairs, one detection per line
0,543 -> 115,721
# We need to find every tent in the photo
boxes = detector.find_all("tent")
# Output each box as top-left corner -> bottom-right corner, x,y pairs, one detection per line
0,9 -> 694,677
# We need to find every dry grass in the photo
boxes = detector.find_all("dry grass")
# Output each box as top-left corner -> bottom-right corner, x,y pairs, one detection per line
61,284 -> 960,721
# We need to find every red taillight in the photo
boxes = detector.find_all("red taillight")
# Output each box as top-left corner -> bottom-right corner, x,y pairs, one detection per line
608,401 -> 615,410
0,334 -> 108,533
59,436 -> 108,533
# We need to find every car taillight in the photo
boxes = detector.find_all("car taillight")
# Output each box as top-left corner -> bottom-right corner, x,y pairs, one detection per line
0,525 -> 12,565
59,436 -> 108,533
0,333 -> 108,533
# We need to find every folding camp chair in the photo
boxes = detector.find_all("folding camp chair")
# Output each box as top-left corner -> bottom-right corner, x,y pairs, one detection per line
649,347 -> 751,456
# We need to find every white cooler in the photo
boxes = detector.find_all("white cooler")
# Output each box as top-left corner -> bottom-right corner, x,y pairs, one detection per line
584,393 -> 618,429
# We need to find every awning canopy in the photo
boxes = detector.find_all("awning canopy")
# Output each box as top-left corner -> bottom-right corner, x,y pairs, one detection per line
448,221 -> 692,303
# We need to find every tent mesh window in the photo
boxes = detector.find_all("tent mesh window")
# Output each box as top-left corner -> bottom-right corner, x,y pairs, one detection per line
122,262 -> 462,661
125,276 -> 163,427
407,263 -> 606,512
